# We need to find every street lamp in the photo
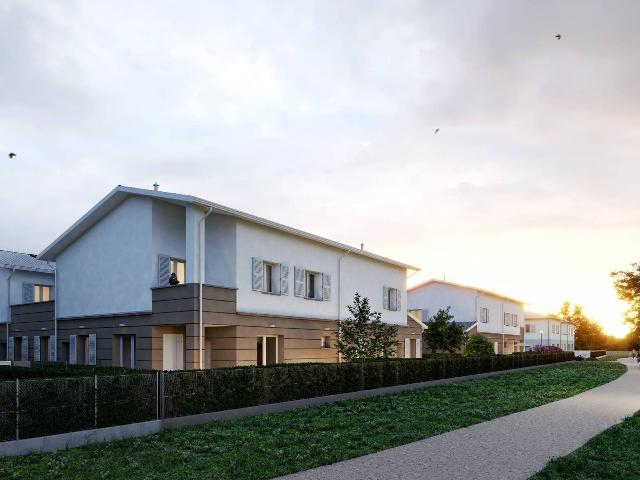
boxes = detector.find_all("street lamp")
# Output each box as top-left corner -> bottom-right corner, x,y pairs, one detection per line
540,330 -> 544,347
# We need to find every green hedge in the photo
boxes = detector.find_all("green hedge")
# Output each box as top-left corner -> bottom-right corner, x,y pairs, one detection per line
0,363 -> 149,380
0,352 -> 574,441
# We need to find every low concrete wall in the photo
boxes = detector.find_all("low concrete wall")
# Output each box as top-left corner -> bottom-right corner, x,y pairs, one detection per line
0,420 -> 161,458
1,361 -> 573,457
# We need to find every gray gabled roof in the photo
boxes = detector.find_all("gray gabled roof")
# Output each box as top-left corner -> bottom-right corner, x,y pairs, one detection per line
39,186 -> 420,271
0,250 -> 55,274
409,279 -> 526,305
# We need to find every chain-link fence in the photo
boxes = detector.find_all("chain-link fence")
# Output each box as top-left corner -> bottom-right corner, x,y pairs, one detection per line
0,352 -> 574,442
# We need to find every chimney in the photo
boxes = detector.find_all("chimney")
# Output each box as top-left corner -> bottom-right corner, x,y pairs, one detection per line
360,242 -> 364,252
153,182 -> 159,191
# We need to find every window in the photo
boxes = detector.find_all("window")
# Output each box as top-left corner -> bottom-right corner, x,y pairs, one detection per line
513,314 -> 518,327
265,263 -> 273,293
262,262 -> 281,294
170,258 -> 185,285
480,307 -> 489,323
34,285 -> 51,303
388,288 -> 398,311
504,312 -> 511,326
321,336 -> 331,348
306,271 -> 321,300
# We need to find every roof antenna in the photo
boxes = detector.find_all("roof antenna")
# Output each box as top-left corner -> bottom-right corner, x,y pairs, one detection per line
360,242 -> 364,252
153,182 -> 159,191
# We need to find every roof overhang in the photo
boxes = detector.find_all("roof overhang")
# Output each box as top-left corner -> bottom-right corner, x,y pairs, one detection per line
39,186 -> 420,271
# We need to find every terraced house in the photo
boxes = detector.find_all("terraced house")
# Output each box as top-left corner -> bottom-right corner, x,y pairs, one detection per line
9,185 -> 422,370
0,250 -> 55,362
407,279 -> 526,354
524,312 -> 575,351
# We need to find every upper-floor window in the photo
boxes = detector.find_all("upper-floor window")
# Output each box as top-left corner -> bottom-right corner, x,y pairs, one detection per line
34,285 -> 51,303
383,286 -> 400,311
513,314 -> 518,327
504,312 -> 511,326
480,307 -> 489,323
169,257 -> 185,285
306,270 -> 321,300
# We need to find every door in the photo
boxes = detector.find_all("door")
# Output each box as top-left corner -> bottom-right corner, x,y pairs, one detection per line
163,334 -> 184,370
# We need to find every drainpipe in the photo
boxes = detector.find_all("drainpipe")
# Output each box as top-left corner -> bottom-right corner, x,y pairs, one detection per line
52,263 -> 57,362
199,206 -> 214,369
6,268 -> 15,361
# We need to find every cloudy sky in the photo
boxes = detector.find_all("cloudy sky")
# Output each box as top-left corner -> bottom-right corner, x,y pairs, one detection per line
1,1 -> 639,335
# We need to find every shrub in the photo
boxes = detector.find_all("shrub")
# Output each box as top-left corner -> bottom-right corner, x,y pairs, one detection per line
532,345 -> 563,353
590,350 -> 606,358
463,335 -> 495,357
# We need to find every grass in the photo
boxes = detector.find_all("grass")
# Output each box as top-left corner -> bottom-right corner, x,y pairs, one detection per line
531,408 -> 640,480
0,361 -> 625,480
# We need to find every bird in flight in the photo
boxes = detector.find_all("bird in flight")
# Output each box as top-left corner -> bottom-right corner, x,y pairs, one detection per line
555,34 -> 562,40
434,128 -> 440,134
8,153 -> 16,159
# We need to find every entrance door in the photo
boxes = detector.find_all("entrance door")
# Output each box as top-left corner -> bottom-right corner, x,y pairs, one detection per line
163,334 -> 184,370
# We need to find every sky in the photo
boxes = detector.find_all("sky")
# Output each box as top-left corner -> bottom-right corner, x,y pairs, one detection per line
1,1 -> 639,336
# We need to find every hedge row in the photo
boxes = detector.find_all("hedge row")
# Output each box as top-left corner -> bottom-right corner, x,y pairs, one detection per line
590,350 -> 607,358
0,363 -> 148,380
0,352 -> 574,441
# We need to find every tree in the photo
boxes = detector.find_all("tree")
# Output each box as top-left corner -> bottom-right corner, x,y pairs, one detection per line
559,301 -> 606,349
336,293 -> 398,361
612,263 -> 640,341
463,335 -> 495,356
422,307 -> 465,353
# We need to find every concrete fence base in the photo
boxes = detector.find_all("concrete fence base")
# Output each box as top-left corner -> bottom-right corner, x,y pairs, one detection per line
0,361 -> 574,457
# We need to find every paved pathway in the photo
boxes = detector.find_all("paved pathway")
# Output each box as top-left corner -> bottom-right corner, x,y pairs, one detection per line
279,359 -> 640,480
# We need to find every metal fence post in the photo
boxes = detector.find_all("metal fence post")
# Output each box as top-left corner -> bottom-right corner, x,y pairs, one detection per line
94,375 -> 98,429
156,371 -> 159,420
159,371 -> 165,419
15,378 -> 19,441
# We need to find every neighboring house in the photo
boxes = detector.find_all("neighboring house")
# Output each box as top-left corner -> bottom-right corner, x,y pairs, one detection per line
524,312 -> 575,352
0,250 -> 55,362
9,185 -> 422,370
408,279 -> 526,354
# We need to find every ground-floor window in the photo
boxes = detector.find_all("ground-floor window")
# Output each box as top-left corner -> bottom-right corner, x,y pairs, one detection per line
257,336 -> 278,365
14,337 -> 23,361
115,335 -> 136,368
320,336 -> 331,349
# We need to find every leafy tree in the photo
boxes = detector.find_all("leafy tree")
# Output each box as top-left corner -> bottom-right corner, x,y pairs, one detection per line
336,293 -> 398,361
559,301 -> 606,349
463,334 -> 495,356
612,263 -> 640,341
423,307 -> 465,353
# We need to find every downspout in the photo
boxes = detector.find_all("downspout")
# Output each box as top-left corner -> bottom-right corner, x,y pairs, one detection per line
52,263 -> 57,362
6,268 -> 15,361
199,206 -> 214,370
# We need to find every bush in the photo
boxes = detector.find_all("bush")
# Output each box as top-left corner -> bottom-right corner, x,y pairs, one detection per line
463,335 -> 495,357
590,350 -> 606,358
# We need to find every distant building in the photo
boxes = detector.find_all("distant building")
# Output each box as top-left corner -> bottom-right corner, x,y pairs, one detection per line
524,313 -> 575,352
0,250 -> 55,361
408,279 -> 525,354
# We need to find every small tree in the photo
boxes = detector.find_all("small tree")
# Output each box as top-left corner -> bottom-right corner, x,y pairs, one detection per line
612,263 -> 640,342
463,334 -> 495,357
423,307 -> 465,353
336,293 -> 398,361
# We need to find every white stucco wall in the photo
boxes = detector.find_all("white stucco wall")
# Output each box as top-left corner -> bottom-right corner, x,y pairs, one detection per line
234,220 -> 408,324
204,213 -> 236,288
524,318 -> 574,350
0,268 -> 55,322
408,283 -> 524,336
407,282 -> 476,323
57,197 -> 154,318
152,200 -> 186,285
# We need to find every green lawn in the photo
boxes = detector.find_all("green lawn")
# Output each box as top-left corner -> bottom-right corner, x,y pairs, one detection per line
0,362 -> 625,480
531,409 -> 640,480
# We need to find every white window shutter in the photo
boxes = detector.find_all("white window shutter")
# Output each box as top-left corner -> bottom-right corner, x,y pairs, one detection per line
415,338 -> 421,358
396,289 -> 401,311
404,338 -> 410,358
383,286 -> 390,310
322,273 -> 331,301
280,264 -> 289,295
7,337 -> 13,361
158,255 -> 171,287
21,336 -> 28,360
294,267 -> 305,297
69,335 -> 77,364
34,336 -> 41,362
89,334 -> 97,365
252,257 -> 264,291
22,283 -> 35,304
49,336 -> 56,361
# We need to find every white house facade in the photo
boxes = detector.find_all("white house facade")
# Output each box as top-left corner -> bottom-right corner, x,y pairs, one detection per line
524,313 -> 575,351
8,185 -> 422,370
408,280 -> 526,354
